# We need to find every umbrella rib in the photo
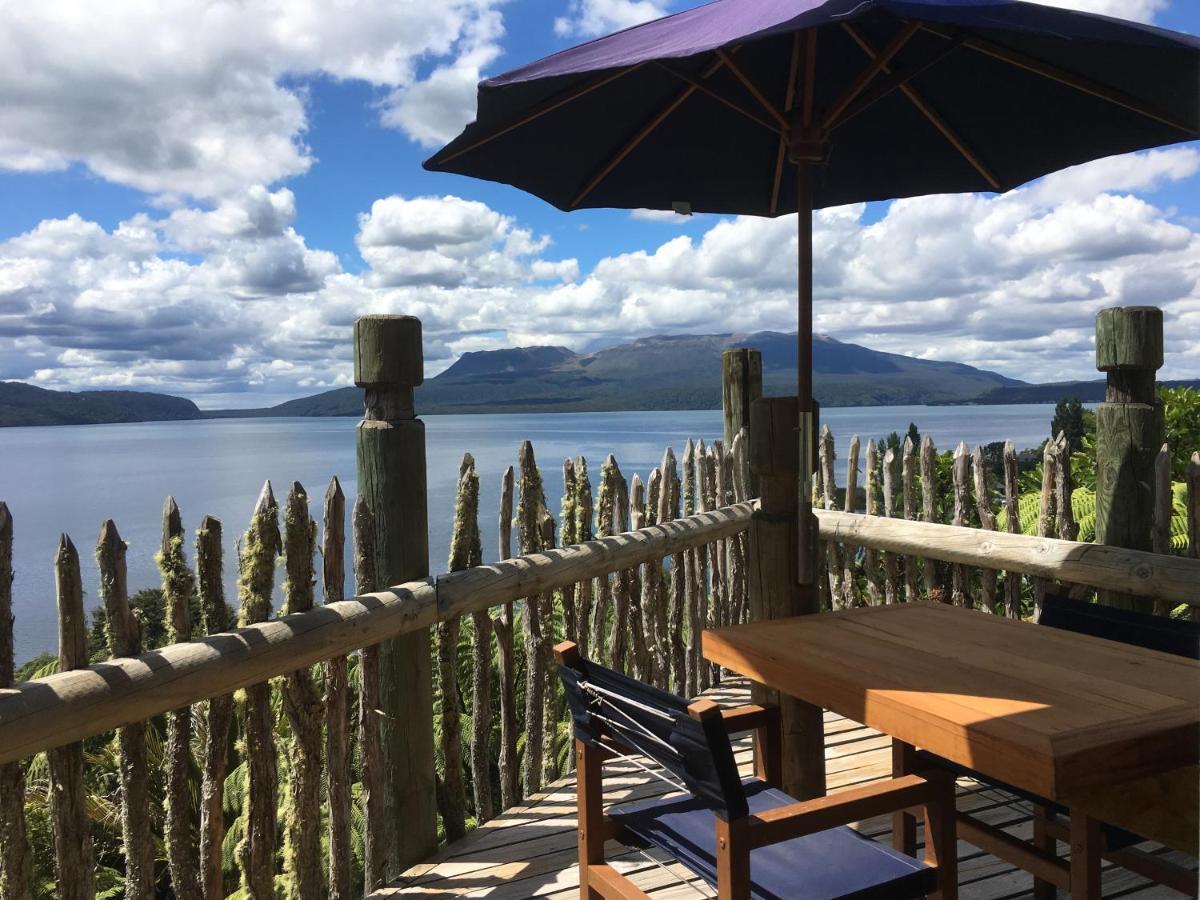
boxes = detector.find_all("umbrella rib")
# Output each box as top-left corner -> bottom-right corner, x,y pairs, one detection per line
770,32 -> 804,216
716,49 -> 791,131
654,61 -> 782,135
844,24 -> 1002,192
822,21 -> 920,130
921,24 -> 1197,136
432,64 -> 644,165
568,56 -> 727,209
828,38 -> 963,133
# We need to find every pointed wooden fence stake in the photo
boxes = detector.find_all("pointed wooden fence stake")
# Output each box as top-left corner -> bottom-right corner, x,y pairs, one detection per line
951,442 -> 970,607
971,447 -> 998,614
195,515 -> 232,900
0,503 -> 32,900
322,479 -> 352,900
235,483 -> 280,900
49,535 -> 95,900
97,520 -> 153,900
353,497 -> 385,892
493,466 -> 519,810
159,498 -> 202,900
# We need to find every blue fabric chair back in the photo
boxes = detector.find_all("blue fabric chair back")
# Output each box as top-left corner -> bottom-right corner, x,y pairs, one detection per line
1040,593 -> 1200,659
557,654 -> 748,819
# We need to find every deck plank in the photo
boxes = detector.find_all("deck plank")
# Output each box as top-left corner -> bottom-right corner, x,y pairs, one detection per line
381,680 -> 1195,899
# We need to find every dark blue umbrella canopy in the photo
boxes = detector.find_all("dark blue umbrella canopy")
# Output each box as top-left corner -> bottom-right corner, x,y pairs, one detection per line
425,0 -> 1199,216
425,0 -> 1199,592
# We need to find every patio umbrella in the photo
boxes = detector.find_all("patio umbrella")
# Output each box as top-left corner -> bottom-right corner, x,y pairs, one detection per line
425,0 -> 1199,596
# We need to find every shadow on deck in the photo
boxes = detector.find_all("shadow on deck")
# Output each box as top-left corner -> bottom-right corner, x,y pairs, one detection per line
378,680 -> 1192,899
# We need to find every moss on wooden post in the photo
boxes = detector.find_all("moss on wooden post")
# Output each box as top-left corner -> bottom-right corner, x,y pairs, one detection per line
280,483 -> 323,900
50,535 -> 95,900
321,479 -> 352,900
195,515 -> 232,900
235,483 -> 280,900
1094,306 -> 1165,612
158,498 -> 202,900
748,397 -> 825,800
97,520 -> 154,900
352,497 -> 385,891
0,503 -> 33,900
493,467 -> 519,810
354,314 -> 437,875
722,348 -> 763,496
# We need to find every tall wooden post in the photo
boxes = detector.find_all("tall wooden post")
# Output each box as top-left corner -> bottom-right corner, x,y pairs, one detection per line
1094,306 -> 1164,613
354,315 -> 437,877
723,348 -> 762,495
747,397 -> 825,799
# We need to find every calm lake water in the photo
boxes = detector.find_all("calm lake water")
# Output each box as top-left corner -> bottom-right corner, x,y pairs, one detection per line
0,404 -> 1059,664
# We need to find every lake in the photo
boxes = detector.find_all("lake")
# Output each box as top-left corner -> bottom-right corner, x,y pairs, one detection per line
0,404 -> 1059,664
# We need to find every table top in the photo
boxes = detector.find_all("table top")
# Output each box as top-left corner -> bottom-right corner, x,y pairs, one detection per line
702,603 -> 1200,803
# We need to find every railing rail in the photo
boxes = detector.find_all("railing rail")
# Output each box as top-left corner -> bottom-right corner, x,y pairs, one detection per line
816,510 -> 1200,606
0,502 -> 754,765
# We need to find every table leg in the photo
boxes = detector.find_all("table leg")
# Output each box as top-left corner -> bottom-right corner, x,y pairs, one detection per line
1069,808 -> 1101,900
891,739 -> 917,856
1031,804 -> 1058,900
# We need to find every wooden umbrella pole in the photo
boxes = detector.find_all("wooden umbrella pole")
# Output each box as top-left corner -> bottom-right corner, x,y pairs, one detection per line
796,162 -> 817,592
794,27 -> 820,597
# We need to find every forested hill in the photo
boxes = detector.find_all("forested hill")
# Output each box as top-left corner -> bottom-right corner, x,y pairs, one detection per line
211,331 -> 1026,418
0,382 -> 202,427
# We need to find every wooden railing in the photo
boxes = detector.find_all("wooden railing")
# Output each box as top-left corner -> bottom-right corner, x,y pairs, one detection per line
0,423 -> 757,900
816,510 -> 1200,606
2,331 -> 1196,900
812,424 -> 1200,616
0,502 -> 754,764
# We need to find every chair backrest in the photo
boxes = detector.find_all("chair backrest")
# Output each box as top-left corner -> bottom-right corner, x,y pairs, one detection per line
555,643 -> 748,819
1041,593 -> 1200,659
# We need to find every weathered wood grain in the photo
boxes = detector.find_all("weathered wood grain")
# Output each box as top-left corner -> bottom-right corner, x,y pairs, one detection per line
0,503 -> 754,765
1002,441 -> 1022,618
97,521 -> 153,900
0,503 -> 31,900
195,514 -> 232,900
321,478 -> 352,900
952,441 -> 970,607
280,483 -> 323,900
159,498 -> 202,900
971,446 -> 998,615
519,440 -> 547,795
901,436 -> 919,603
493,466 -> 518,811
841,434 -> 861,608
49,535 -> 95,900
881,447 -> 898,604
817,509 -> 1200,604
353,497 -> 385,892
236,483 -> 280,900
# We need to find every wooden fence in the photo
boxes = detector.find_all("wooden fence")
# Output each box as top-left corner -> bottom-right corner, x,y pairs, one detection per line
0,431 -> 755,900
813,426 -> 1200,617
2,377 -> 1198,900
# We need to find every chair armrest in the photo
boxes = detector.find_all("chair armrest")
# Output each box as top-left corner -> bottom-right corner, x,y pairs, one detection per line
745,773 -> 946,850
718,703 -> 780,734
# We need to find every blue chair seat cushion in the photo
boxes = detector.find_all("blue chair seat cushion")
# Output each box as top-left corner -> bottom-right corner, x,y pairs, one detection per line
609,778 -> 937,900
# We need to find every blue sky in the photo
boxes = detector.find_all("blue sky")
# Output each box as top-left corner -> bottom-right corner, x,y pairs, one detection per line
1,0 -> 1197,407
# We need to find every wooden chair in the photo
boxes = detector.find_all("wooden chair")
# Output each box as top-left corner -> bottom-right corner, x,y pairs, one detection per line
909,594 -> 1200,897
554,640 -> 958,900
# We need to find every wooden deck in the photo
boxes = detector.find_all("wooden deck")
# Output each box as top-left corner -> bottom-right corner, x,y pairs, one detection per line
382,681 -> 1194,899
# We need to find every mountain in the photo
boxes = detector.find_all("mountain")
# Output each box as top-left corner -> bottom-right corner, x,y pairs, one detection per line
964,378 -> 1200,405
214,332 -> 1026,418
0,382 -> 202,427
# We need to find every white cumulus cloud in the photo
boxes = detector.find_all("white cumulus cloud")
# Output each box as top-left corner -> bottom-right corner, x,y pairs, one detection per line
0,0 -> 504,200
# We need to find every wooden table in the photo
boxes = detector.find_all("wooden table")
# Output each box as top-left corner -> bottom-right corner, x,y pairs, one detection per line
702,603 -> 1200,899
